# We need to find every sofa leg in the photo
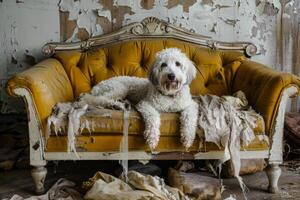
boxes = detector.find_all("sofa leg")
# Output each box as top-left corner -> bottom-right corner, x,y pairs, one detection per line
31,165 -> 47,194
266,163 -> 281,193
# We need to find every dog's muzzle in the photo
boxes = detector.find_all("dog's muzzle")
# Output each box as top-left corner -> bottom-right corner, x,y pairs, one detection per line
167,73 -> 176,81
165,73 -> 181,90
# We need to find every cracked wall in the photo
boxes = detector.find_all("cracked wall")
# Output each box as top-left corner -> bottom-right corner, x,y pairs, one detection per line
0,0 -> 298,112
0,0 -> 60,113
57,0 -> 281,68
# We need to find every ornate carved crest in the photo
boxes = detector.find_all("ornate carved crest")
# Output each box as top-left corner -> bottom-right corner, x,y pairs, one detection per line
42,17 -> 257,57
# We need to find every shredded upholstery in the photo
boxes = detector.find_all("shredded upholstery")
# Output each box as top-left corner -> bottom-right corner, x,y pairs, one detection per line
47,91 -> 266,199
194,91 -> 266,199
46,103 -> 113,154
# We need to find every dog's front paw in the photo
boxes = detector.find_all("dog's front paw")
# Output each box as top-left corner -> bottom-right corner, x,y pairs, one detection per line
180,132 -> 195,150
144,128 -> 160,150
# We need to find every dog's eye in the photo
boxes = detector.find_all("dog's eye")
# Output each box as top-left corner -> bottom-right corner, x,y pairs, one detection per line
175,61 -> 181,67
161,63 -> 167,68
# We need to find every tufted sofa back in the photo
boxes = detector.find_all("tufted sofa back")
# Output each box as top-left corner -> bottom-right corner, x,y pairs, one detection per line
54,39 -> 246,97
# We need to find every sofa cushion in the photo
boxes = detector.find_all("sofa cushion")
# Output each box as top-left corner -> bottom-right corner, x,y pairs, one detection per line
46,109 -> 269,152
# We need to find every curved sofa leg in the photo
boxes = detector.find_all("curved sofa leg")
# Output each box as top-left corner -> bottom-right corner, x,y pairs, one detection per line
266,163 -> 281,193
31,165 -> 47,194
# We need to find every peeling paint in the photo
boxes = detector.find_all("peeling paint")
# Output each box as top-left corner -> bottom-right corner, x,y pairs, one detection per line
251,15 -> 268,41
140,0 -> 155,10
166,0 -> 197,12
11,55 -> 18,65
210,22 -> 217,33
24,50 -> 37,66
59,0 -> 105,41
1,0 -> 300,113
211,4 -> 232,11
256,0 -> 280,16
201,0 -> 215,6
219,17 -> 239,27
0,0 -> 60,113
259,44 -> 267,55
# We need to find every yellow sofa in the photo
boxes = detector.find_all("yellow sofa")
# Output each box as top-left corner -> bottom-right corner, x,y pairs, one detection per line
6,17 -> 300,194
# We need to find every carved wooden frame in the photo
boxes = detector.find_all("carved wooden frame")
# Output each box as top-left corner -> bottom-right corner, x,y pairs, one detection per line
42,17 -> 258,57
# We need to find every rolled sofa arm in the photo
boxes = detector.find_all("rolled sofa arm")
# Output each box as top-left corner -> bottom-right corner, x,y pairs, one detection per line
6,58 -> 74,129
232,60 -> 300,136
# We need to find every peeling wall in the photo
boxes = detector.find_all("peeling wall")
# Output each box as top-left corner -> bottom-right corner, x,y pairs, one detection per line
57,0 -> 281,69
0,0 -> 60,112
0,0 -> 299,112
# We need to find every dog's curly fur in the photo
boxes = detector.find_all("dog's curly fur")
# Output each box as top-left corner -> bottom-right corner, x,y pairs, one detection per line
79,48 -> 199,150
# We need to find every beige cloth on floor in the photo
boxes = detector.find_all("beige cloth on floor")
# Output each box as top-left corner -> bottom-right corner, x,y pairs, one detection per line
8,178 -> 82,200
83,171 -> 189,200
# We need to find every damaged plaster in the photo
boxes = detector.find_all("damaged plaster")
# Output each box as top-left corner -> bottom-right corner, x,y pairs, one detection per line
57,0 -> 281,68
0,0 -> 60,112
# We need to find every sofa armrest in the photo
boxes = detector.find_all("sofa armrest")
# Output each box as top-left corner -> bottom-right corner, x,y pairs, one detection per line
6,58 -> 74,129
232,60 -> 300,136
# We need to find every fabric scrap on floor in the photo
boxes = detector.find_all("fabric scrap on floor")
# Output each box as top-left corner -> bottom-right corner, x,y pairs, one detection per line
7,178 -> 82,200
82,170 -> 189,200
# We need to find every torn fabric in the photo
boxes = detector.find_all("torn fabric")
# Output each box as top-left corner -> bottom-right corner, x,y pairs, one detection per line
82,171 -> 188,200
8,178 -> 82,200
194,91 -> 266,199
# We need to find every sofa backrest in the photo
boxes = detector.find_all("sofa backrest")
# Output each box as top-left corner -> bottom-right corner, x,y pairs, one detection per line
54,39 -> 245,97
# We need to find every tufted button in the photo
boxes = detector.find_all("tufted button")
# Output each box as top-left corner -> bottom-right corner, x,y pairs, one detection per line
216,73 -> 223,80
204,82 -> 209,87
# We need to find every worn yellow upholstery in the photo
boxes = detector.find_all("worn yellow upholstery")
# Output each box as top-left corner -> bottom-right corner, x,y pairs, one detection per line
49,109 -> 264,136
6,59 -> 74,128
232,60 -> 300,135
46,109 -> 268,152
7,39 -> 300,153
46,135 -> 269,152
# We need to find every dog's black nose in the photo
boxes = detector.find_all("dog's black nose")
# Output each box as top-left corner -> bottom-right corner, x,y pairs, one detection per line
167,73 -> 176,81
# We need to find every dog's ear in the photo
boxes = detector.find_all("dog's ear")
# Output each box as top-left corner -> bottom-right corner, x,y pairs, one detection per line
148,63 -> 159,85
186,59 -> 197,85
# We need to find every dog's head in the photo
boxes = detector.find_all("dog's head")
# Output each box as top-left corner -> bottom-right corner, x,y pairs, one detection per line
149,48 -> 197,95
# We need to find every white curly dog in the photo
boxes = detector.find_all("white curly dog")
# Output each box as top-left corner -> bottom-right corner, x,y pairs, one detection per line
79,48 -> 199,150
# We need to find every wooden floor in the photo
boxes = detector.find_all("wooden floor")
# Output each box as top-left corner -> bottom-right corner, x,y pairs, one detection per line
0,161 -> 300,200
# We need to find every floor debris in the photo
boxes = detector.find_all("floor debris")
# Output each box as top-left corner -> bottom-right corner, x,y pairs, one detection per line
1,160 -> 300,199
6,178 -> 82,200
221,159 -> 266,178
83,170 -> 188,200
168,168 -> 222,200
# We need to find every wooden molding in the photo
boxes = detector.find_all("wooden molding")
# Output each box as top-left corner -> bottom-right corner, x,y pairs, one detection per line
42,17 -> 258,57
